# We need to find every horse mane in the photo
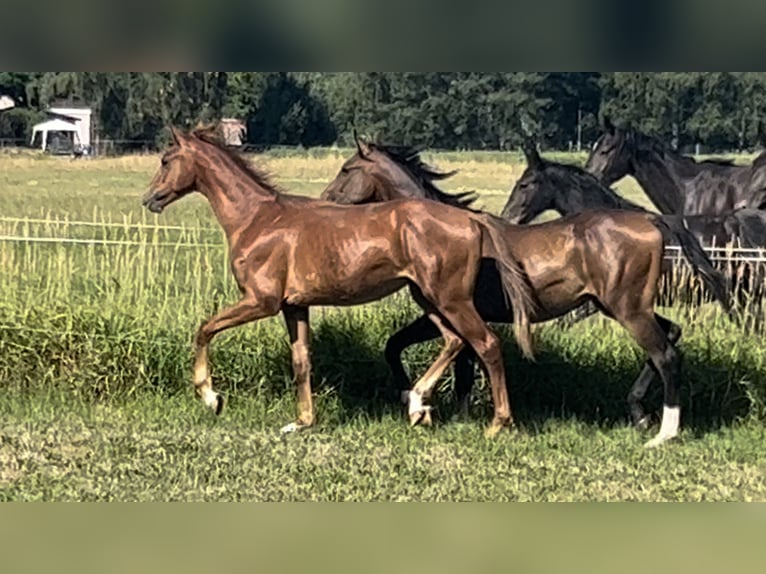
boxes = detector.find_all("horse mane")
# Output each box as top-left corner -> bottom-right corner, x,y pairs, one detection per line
191,126 -> 282,195
751,149 -> 766,168
631,129 -> 736,167
369,142 -> 477,208
545,158 -> 639,210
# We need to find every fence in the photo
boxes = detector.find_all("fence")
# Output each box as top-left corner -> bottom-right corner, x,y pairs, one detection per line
0,138 -> 158,156
2,216 -> 766,262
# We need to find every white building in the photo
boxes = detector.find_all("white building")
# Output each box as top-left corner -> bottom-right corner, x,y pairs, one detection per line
0,95 -> 14,111
30,107 -> 93,153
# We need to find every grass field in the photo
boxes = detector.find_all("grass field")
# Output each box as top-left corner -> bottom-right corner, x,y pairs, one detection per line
1,147 -> 765,501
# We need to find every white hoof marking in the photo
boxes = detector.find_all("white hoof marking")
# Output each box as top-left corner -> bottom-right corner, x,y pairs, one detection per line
644,406 -> 680,449
202,389 -> 219,411
279,423 -> 309,434
407,391 -> 424,418
280,422 -> 301,435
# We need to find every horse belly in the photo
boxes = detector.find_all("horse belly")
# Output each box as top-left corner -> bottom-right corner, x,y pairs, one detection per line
284,277 -> 408,307
284,251 -> 408,306
524,252 -> 589,321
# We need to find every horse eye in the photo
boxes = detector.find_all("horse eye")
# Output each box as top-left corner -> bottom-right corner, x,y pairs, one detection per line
161,157 -> 169,166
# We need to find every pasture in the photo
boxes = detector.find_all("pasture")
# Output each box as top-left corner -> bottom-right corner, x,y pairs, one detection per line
1,148 -> 765,501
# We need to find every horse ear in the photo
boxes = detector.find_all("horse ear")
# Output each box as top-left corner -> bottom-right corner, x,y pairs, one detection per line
522,139 -> 543,171
624,122 -> 635,143
757,119 -> 766,147
604,116 -> 616,135
169,126 -> 186,146
353,129 -> 370,159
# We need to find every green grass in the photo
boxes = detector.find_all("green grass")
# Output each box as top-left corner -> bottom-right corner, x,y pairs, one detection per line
1,149 -> 765,501
1,391 -> 765,501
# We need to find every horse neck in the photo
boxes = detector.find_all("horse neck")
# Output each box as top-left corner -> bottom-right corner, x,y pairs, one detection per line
194,152 -> 279,241
629,146 -> 687,215
374,159 -> 429,200
554,173 -> 641,217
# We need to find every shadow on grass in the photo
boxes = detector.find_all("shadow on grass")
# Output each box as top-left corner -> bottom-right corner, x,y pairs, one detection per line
305,320 -> 765,435
4,304 -> 762,436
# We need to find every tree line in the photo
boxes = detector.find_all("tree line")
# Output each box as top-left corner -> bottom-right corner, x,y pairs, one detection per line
2,72 -> 766,152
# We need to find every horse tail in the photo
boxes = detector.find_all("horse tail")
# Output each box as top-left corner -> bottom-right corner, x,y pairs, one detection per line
649,214 -> 735,321
473,214 -> 536,360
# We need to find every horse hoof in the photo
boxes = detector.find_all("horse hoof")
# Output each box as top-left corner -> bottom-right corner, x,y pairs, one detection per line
485,418 -> 514,439
635,416 -> 652,432
409,407 -> 432,428
644,434 -> 677,449
202,390 -> 222,414
280,422 -> 309,435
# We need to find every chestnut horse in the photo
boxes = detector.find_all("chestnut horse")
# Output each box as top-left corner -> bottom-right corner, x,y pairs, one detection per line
142,126 -> 535,437
323,135 -> 733,447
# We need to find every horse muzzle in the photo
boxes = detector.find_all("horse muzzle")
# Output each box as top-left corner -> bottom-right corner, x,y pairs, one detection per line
142,189 -> 173,214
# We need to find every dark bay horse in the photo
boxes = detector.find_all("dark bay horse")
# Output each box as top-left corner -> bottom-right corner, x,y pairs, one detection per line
142,127 -> 536,437
323,138 -> 733,448
585,118 -> 761,218
322,135 -> 477,208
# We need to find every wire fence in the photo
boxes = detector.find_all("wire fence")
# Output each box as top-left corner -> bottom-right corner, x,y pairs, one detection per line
2,217 -> 766,264
0,217 -> 766,263
0,138 -> 158,155
0,235 -> 222,249
664,245 -> 766,264
0,216 -> 216,233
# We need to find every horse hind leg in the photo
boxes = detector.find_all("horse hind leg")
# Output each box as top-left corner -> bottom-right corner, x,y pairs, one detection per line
617,311 -> 682,448
280,305 -> 314,434
453,348 -> 476,420
626,316 -> 682,430
383,315 -> 442,403
406,313 -> 465,427
417,301 -> 513,438
391,315 -> 477,422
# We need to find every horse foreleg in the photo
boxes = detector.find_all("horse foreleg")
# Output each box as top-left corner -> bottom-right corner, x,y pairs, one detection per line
193,297 -> 279,415
281,305 -> 314,434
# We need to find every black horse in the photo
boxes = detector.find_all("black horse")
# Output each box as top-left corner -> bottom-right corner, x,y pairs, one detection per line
505,141 -> 766,248
743,151 -> 766,211
585,118 -> 764,219
503,143 -> 764,327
